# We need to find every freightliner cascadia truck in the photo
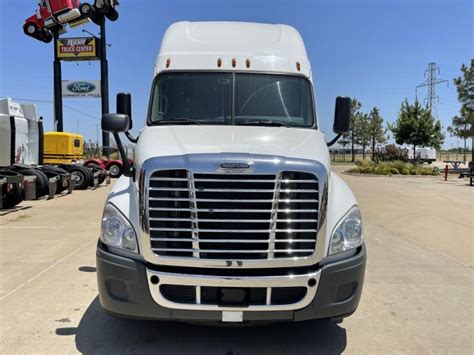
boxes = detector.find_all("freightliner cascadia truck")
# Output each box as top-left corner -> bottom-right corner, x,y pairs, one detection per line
97,21 -> 366,324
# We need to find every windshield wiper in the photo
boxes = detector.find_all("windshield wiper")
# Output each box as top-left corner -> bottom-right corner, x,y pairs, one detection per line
155,118 -> 202,125
238,119 -> 290,128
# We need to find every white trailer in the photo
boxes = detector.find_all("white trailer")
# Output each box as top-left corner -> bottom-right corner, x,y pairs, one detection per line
408,147 -> 437,164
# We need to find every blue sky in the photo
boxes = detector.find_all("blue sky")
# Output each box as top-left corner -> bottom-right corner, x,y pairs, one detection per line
0,0 -> 472,148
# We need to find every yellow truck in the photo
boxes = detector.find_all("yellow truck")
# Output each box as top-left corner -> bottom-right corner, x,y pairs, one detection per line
43,132 -> 84,164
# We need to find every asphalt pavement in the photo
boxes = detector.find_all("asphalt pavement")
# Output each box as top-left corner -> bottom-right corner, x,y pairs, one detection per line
0,168 -> 472,354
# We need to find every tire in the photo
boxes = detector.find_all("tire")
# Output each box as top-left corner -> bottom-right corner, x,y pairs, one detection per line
83,166 -> 94,184
88,163 -> 106,185
105,7 -> 119,21
70,166 -> 91,190
17,169 -> 49,197
42,32 -> 53,43
24,22 -> 38,35
80,3 -> 93,16
107,162 -> 123,178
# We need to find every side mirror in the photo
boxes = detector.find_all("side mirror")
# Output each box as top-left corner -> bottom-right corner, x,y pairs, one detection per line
101,113 -> 130,133
333,96 -> 351,134
116,92 -> 132,129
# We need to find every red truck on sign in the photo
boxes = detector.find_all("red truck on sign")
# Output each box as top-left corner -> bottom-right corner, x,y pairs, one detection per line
23,0 -> 82,42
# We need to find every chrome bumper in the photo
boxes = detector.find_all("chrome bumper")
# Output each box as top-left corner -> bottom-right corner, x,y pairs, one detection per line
145,268 -> 321,311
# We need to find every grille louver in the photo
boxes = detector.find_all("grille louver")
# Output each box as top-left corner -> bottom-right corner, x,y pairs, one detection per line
148,170 -> 319,260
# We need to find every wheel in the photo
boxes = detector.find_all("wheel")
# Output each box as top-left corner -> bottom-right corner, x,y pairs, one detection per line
17,169 -> 49,197
80,2 -> 93,16
24,22 -> 38,35
83,166 -> 95,184
105,7 -> 119,21
107,162 -> 123,178
42,32 -> 53,43
70,166 -> 91,190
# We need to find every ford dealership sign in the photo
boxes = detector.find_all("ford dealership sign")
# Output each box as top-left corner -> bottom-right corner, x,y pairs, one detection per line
62,80 -> 101,98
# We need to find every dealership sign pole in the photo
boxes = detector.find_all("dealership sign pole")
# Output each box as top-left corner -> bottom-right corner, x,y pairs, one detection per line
53,32 -> 64,132
55,36 -> 101,134
23,1 -> 120,157
99,17 -> 110,157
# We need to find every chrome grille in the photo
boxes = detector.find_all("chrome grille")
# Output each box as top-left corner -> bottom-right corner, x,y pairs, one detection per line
148,170 -> 319,259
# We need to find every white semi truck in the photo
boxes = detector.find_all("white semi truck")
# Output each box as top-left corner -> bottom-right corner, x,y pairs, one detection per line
97,22 -> 366,324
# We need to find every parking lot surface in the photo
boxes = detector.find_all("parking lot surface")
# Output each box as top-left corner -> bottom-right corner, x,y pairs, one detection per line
0,169 -> 473,354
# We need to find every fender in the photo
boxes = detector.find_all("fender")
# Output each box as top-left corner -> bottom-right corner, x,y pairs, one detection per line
105,159 -> 123,169
84,158 -> 107,169
323,172 -> 359,258
103,176 -> 143,258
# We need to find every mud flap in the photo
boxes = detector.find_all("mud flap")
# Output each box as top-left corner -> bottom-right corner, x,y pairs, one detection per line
0,178 -> 6,209
93,171 -> 100,189
67,176 -> 75,194
47,177 -> 58,200
23,176 -> 37,200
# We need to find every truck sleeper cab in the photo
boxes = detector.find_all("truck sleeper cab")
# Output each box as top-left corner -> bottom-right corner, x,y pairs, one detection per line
97,21 -> 366,324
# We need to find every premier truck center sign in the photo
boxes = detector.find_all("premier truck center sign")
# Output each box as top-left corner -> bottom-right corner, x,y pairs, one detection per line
56,37 -> 100,61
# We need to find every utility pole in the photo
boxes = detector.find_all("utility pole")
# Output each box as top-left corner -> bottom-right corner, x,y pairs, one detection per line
416,62 -> 448,118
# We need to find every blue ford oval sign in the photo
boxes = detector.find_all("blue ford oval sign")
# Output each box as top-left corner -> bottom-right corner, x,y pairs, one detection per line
62,80 -> 101,98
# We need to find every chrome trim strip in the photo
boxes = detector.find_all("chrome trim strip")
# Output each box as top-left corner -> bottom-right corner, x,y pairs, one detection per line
148,208 -> 318,213
150,238 -> 316,243
268,172 -> 282,259
152,248 -> 315,253
149,228 -> 316,233
149,218 -> 317,223
150,198 -> 318,203
146,268 -> 321,311
187,171 -> 200,258
150,188 -> 317,193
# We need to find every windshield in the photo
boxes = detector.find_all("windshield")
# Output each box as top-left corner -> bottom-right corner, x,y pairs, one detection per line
149,72 -> 315,128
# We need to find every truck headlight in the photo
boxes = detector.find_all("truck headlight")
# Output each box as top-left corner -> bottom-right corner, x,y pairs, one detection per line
100,203 -> 138,253
329,206 -> 363,255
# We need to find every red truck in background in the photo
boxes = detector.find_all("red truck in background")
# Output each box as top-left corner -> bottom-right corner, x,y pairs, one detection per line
23,0 -> 84,42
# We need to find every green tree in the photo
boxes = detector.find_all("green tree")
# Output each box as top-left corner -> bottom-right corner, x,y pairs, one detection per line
448,59 -> 474,162
367,107 -> 388,160
389,99 -> 444,159
349,99 -> 362,162
354,113 -> 371,159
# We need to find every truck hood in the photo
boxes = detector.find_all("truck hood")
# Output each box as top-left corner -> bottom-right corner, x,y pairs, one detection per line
135,125 -> 330,170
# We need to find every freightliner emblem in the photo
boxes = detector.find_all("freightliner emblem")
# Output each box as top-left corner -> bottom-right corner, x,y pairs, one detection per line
218,162 -> 254,173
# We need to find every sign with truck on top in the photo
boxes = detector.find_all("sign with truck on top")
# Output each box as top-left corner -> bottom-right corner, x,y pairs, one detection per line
56,37 -> 100,61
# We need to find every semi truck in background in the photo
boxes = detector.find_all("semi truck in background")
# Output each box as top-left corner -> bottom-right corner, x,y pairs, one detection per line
0,98 -> 111,208
96,22 -> 366,325
408,147 -> 437,164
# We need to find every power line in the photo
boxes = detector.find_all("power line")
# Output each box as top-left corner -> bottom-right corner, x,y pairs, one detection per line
415,62 -> 449,118
11,97 -> 100,121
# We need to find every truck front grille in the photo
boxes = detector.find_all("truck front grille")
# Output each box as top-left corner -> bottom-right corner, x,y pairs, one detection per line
148,170 -> 319,260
